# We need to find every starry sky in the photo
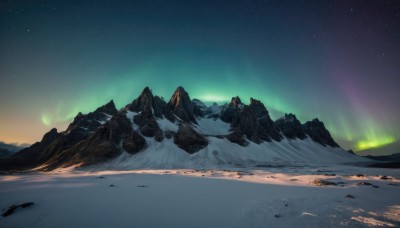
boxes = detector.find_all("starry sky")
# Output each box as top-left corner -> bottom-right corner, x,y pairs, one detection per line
1,0 -> 399,155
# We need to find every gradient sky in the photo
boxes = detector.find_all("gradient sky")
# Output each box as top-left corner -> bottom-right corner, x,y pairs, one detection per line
0,0 -> 399,155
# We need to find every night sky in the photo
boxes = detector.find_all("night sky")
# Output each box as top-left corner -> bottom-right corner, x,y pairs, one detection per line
1,0 -> 399,155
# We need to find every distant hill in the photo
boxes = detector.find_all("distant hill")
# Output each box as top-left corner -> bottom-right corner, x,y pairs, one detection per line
0,142 -> 28,158
364,153 -> 400,162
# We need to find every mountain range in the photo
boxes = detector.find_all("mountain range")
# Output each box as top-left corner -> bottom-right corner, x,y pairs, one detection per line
0,86 -> 365,171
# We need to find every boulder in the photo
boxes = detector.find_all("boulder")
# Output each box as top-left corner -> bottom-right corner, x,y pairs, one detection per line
174,124 -> 208,153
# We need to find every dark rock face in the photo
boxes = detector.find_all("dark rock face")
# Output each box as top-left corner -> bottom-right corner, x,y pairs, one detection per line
126,87 -> 154,117
302,118 -> 339,147
230,96 -> 242,108
226,132 -> 248,146
127,87 -> 164,142
94,100 -> 118,116
174,124 -> 208,153
221,97 -> 282,144
0,128 -> 63,171
64,100 -> 118,143
168,86 -> 197,123
44,114 -> 134,169
275,113 -> 307,140
123,131 -> 146,154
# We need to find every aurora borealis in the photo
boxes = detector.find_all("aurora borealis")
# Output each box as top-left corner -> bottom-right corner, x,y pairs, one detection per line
0,0 -> 399,155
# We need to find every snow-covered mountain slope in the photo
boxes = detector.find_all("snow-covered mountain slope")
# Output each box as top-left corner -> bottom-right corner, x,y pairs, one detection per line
0,86 -> 369,172
92,121 -> 367,170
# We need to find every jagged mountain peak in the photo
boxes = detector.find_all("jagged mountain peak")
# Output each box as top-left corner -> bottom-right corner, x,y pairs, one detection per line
94,100 -> 118,116
169,86 -> 189,106
141,86 -> 152,94
303,118 -> 338,147
168,86 -> 197,123
42,128 -> 58,142
230,96 -> 242,108
126,87 -> 154,115
275,113 -> 306,140
249,98 -> 269,118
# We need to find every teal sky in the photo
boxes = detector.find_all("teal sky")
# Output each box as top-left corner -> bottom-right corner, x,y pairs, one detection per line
1,0 -> 399,155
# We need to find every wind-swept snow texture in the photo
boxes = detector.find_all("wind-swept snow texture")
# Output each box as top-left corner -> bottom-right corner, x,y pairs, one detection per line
1,166 -> 399,228
93,125 -> 367,171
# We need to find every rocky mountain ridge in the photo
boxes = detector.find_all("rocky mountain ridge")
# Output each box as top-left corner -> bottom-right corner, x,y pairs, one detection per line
0,86 -> 347,171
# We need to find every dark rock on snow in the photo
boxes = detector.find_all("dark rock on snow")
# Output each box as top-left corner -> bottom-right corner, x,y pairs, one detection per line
275,113 -> 306,140
2,202 -> 34,217
174,124 -> 208,153
302,118 -> 339,147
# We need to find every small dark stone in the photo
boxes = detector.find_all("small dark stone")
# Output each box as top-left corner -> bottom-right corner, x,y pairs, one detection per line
284,203 -> 288,207
345,194 -> 355,199
2,205 -> 17,217
356,174 -> 365,177
2,202 -> 34,217
20,202 -> 34,208
372,185 -> 379,188
274,214 -> 281,218
323,173 -> 336,176
356,182 -> 372,186
99,176 -> 104,179
317,170 -> 332,173
109,184 -> 115,187
137,185 -> 148,188
380,175 -> 391,180
313,179 -> 337,186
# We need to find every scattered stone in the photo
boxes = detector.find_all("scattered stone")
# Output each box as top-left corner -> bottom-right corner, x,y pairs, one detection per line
284,203 -> 288,207
380,175 -> 391,180
357,182 -> 372,186
345,194 -> 355,199
2,202 -> 34,217
109,184 -> 115,187
317,170 -> 333,173
290,179 -> 298,181
388,183 -> 399,186
313,179 -> 337,186
355,174 -> 365,177
274,214 -> 281,218
137,185 -> 148,188
323,173 -> 336,176
372,185 -> 379,188
99,176 -> 104,179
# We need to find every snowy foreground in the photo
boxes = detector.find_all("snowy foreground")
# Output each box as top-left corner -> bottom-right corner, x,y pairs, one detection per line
1,166 -> 400,228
